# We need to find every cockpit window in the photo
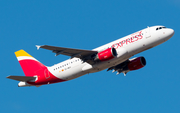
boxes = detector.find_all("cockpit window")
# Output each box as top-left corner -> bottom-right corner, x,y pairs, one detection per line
156,27 -> 166,30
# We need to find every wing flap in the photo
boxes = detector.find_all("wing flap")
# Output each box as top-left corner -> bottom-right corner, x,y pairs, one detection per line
7,75 -> 36,82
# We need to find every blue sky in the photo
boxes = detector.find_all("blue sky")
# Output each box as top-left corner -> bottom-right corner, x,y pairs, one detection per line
1,0 -> 180,113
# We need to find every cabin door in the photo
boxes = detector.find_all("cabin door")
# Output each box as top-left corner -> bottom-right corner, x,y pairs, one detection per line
44,69 -> 50,79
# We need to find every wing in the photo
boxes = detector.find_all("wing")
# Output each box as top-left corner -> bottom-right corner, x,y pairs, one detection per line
36,45 -> 98,64
7,75 -> 36,82
107,60 -> 129,76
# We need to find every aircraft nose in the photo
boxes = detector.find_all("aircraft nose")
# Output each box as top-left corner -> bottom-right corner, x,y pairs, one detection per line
168,28 -> 174,38
163,28 -> 174,40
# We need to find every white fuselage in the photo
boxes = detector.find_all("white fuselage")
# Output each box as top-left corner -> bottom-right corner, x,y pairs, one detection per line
48,26 -> 174,80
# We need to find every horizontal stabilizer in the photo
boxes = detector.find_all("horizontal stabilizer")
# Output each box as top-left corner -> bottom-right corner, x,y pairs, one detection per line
7,75 -> 36,82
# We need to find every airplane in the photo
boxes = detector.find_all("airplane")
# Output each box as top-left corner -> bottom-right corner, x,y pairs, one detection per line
7,25 -> 174,87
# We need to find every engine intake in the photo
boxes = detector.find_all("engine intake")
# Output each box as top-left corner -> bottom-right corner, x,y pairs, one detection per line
128,57 -> 146,71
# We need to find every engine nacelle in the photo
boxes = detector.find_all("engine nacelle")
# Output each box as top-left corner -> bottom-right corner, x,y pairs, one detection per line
128,57 -> 146,71
94,48 -> 117,61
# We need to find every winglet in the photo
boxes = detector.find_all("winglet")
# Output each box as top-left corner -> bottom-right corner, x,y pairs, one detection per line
36,45 -> 41,50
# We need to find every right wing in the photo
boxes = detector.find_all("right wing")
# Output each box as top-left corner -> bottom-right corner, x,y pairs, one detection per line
37,45 -> 98,64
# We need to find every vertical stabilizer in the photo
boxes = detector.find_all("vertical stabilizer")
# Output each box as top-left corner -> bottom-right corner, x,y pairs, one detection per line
15,50 -> 46,77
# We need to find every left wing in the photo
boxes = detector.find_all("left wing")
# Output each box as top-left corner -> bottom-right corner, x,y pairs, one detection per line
37,45 -> 98,64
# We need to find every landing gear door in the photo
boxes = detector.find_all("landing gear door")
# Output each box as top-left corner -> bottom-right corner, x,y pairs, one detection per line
145,26 -> 151,38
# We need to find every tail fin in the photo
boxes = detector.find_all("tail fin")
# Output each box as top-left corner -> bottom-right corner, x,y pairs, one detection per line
15,50 -> 46,77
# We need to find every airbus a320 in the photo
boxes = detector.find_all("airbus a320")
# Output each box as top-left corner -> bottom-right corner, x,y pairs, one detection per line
7,26 -> 174,87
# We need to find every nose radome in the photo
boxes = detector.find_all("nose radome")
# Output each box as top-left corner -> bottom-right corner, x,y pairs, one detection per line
164,28 -> 174,40
168,28 -> 174,37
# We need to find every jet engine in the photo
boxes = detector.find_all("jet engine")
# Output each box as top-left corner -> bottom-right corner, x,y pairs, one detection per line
94,48 -> 117,61
107,56 -> 146,76
128,57 -> 146,71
